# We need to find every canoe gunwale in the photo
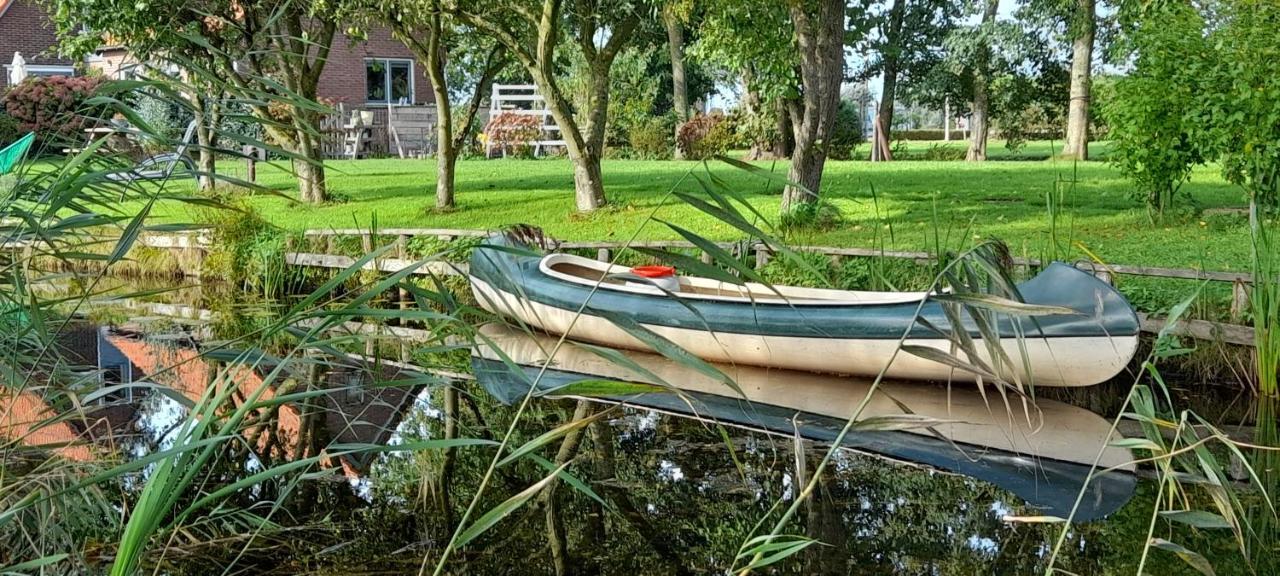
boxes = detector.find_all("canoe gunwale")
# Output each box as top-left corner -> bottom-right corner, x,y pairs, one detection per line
539,252 -> 934,306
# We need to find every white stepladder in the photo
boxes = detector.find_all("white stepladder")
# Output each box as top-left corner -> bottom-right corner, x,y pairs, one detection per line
485,84 -> 565,158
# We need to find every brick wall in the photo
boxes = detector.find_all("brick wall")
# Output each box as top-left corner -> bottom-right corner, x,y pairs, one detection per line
0,0 -> 74,75
317,26 -> 433,108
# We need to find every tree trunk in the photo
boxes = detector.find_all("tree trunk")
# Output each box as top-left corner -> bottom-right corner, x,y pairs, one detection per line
570,150 -> 606,210
294,121 -> 327,203
966,0 -> 1000,162
425,7 -> 456,210
665,11 -> 688,121
874,0 -> 907,156
666,11 -> 688,160
783,0 -> 846,209
774,97 -> 796,159
1062,0 -> 1096,160
191,94 -> 217,191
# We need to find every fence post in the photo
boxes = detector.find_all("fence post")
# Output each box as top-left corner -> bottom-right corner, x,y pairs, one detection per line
1232,280 -> 1251,321
597,248 -> 611,262
754,243 -> 772,270
243,145 -> 257,183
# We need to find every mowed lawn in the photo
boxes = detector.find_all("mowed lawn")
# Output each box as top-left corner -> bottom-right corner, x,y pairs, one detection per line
141,140 -> 1253,272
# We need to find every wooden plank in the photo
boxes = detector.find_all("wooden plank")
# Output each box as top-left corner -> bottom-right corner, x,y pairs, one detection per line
293,228 -> 1258,284
1137,312 -> 1254,346
302,228 -> 490,238
285,252 -> 466,276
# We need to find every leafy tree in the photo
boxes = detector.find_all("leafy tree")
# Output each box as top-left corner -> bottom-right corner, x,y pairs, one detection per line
1018,0 -> 1103,159
963,0 -> 1000,161
1190,0 -> 1280,209
442,0 -> 643,212
58,0 -> 339,202
1104,0 -> 1204,216
856,0 -> 961,159
349,0 -> 510,210
696,0 -> 858,209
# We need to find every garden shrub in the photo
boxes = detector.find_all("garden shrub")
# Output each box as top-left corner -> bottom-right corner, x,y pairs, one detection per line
3,76 -> 106,148
484,112 -> 542,158
894,129 -> 947,141
0,109 -> 19,145
919,143 -> 967,161
733,104 -> 781,157
676,113 -> 733,160
628,115 -> 675,159
827,100 -> 864,160
133,91 -> 194,153
779,199 -> 844,232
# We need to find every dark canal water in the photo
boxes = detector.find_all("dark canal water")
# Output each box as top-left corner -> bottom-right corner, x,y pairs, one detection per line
8,278 -> 1274,575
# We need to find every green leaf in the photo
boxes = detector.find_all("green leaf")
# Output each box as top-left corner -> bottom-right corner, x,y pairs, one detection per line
1149,538 -> 1218,576
1160,510 -> 1233,529
453,461 -> 570,549
540,378 -> 670,398
0,553 -> 71,572
498,411 -> 607,467
931,293 -> 1080,316
735,535 -> 822,570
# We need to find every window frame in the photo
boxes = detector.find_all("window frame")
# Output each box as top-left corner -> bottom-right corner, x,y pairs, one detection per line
364,58 -> 415,106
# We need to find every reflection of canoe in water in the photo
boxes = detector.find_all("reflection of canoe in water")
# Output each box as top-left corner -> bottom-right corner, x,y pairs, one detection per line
472,324 -> 1137,521
468,234 -> 1140,387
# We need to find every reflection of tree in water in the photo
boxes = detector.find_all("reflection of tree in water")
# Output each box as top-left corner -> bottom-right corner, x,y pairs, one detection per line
325,382 -> 1228,575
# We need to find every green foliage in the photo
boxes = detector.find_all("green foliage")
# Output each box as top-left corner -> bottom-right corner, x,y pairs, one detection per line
627,115 -> 675,159
1189,0 -> 1280,209
199,201 -> 302,298
779,198 -> 844,232
0,108 -> 20,145
133,91 -> 194,153
826,100 -> 865,160
1105,1 -> 1206,217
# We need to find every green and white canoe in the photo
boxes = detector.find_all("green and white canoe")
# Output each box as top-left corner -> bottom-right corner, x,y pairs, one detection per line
469,233 -> 1140,387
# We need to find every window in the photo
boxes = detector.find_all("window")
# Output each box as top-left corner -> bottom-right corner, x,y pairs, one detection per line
365,58 -> 414,105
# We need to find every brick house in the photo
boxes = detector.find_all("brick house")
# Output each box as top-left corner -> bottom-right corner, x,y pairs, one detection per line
318,27 -> 432,108
95,26 -> 432,109
0,0 -> 78,86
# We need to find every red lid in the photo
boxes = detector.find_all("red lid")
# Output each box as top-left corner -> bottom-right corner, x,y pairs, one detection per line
631,265 -> 676,278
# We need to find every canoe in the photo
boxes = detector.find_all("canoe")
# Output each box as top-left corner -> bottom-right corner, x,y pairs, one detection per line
471,324 -> 1137,520
469,233 -> 1140,387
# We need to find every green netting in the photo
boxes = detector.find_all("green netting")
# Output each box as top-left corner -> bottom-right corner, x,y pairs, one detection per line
0,132 -> 35,175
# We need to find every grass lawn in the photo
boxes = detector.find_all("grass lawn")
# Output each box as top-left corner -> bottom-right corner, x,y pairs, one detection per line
142,139 -> 1252,275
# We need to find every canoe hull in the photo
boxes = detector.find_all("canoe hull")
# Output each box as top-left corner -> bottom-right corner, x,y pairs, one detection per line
472,276 -> 1139,387
468,233 -> 1141,387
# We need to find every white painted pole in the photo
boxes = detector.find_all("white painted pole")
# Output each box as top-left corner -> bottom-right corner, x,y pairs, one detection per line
943,96 -> 950,142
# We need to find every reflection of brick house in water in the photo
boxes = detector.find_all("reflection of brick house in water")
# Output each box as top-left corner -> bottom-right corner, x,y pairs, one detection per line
3,325 -> 425,476
103,332 -> 423,477
0,323 -> 141,462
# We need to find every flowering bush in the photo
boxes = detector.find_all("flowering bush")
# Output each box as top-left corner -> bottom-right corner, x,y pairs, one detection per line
676,113 -> 734,160
3,76 -> 106,148
484,112 -> 542,158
